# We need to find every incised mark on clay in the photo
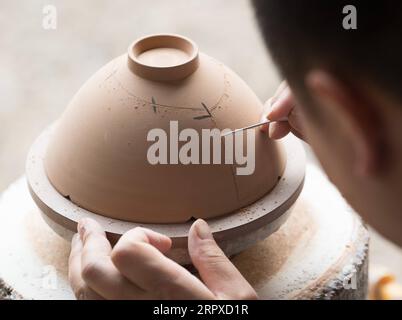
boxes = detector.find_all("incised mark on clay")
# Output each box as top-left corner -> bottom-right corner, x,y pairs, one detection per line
114,77 -> 202,111
110,64 -> 230,114
193,102 -> 212,120
151,96 -> 157,113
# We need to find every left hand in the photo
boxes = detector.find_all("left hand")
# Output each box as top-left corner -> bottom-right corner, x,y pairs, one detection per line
68,217 -> 258,300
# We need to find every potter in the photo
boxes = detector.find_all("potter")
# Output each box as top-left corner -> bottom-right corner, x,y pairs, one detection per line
147,120 -> 256,175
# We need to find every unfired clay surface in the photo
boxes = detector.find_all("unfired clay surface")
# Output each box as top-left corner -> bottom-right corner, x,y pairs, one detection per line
27,129 -> 304,264
44,34 -> 286,223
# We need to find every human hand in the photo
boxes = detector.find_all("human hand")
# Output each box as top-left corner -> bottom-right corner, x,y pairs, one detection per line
69,217 -> 257,300
261,81 -> 305,140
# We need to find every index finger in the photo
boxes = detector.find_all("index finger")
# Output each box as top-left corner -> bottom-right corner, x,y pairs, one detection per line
111,227 -> 214,299
68,233 -> 104,300
267,86 -> 295,121
78,218 -> 147,300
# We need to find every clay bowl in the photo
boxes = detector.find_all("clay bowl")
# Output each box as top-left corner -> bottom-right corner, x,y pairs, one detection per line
26,34 -> 305,264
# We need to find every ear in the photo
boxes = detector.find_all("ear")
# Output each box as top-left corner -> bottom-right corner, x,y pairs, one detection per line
305,70 -> 386,176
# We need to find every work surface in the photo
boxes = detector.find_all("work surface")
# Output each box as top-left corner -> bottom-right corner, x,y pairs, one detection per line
0,165 -> 368,299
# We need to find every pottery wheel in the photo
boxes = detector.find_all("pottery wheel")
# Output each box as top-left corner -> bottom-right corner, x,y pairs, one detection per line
0,164 -> 368,299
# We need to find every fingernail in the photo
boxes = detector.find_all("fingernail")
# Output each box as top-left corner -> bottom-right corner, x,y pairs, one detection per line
266,104 -> 278,121
72,233 -> 80,245
266,110 -> 274,121
268,122 -> 276,139
194,219 -> 213,240
77,219 -> 88,240
270,99 -> 280,113
260,123 -> 269,133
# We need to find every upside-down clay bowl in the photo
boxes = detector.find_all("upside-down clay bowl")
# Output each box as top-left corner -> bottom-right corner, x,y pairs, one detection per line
26,34 -> 305,264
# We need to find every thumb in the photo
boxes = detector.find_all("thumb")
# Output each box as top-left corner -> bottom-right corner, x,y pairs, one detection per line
188,219 -> 257,300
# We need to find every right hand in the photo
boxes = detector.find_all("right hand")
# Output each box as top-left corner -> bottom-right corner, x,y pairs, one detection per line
260,81 -> 305,141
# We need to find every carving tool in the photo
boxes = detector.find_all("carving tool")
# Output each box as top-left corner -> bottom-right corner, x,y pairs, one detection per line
221,118 -> 288,137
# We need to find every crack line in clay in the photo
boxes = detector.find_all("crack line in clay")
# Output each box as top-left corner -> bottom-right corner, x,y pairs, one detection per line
229,163 -> 241,201
113,76 -> 203,111
146,100 -> 202,111
209,72 -> 230,113
107,63 -> 228,129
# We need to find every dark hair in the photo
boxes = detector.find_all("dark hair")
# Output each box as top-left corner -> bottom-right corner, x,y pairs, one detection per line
252,0 -> 402,101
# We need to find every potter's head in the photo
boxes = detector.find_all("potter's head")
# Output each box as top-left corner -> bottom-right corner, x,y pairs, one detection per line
253,0 -> 402,244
